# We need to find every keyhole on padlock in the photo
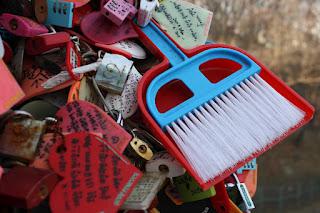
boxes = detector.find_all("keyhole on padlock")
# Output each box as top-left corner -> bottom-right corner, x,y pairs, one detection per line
9,19 -> 18,30
138,144 -> 147,153
39,185 -> 49,199
40,6 -> 45,12
159,164 -> 169,173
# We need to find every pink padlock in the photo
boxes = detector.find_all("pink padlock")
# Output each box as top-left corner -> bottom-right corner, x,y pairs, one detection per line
101,0 -> 137,26
0,13 -> 48,37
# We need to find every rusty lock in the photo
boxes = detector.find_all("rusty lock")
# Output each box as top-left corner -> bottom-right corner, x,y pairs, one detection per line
0,111 -> 46,162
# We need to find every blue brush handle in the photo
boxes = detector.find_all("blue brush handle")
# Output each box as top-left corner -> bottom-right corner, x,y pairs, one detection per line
146,48 -> 261,128
141,22 -> 188,66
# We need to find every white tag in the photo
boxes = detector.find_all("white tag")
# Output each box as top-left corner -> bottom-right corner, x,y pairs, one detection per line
121,172 -> 166,210
105,66 -> 141,118
236,183 -> 255,210
110,40 -> 147,59
137,0 -> 158,27
41,71 -> 71,89
0,36 -> 4,59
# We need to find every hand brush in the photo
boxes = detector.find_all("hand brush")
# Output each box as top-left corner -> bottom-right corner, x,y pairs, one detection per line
138,21 -> 314,188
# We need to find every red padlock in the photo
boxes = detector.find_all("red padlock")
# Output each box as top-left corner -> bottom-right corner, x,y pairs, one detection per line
0,166 -> 59,209
25,32 -> 70,55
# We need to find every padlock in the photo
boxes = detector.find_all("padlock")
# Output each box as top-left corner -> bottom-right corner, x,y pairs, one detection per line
0,166 -> 59,209
101,0 -> 137,26
231,173 -> 255,211
236,158 -> 257,174
173,172 -> 216,203
33,0 -> 48,23
25,32 -> 70,55
127,137 -> 154,161
145,151 -> 185,178
137,0 -> 158,27
95,53 -> 133,94
0,13 -> 48,37
121,172 -> 166,210
45,0 -> 74,28
0,111 -> 46,162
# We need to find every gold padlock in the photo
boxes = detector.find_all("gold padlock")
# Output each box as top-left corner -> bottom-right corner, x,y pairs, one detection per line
129,137 -> 154,161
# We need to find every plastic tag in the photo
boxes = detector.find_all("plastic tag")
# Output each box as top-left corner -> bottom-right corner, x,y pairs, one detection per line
0,13 -> 48,37
0,60 -> 25,115
80,11 -> 138,45
56,100 -> 132,153
137,0 -> 158,27
95,53 -> 133,94
105,66 -> 141,118
153,0 -> 212,49
121,172 -> 166,210
21,56 -> 73,101
110,40 -> 147,59
173,173 -> 216,203
49,132 -> 142,213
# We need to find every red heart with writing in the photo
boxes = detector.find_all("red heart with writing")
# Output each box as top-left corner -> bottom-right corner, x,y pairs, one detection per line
49,132 -> 142,213
56,100 -> 132,153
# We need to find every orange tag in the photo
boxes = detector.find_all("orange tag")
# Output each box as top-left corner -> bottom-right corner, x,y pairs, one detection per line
20,57 -> 73,102
0,59 -> 25,115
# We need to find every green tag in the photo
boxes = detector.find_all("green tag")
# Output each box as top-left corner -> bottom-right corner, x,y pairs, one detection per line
153,0 -> 213,49
173,173 -> 216,203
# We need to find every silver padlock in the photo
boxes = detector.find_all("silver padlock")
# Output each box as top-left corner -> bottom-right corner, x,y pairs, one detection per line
94,53 -> 134,95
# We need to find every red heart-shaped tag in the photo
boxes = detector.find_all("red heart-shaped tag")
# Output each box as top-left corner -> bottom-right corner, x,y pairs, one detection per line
49,132 -> 142,213
56,100 -> 132,153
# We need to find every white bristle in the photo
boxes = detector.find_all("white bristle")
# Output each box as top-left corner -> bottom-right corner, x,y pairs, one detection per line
166,74 -> 305,183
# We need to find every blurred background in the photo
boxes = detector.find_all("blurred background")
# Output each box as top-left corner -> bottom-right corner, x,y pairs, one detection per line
187,0 -> 320,212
